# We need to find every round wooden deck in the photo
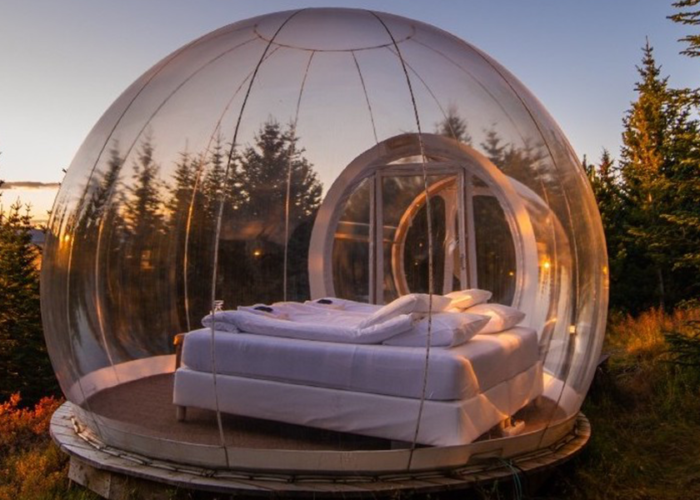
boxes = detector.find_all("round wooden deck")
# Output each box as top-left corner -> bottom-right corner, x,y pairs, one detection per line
50,374 -> 590,498
52,403 -> 590,498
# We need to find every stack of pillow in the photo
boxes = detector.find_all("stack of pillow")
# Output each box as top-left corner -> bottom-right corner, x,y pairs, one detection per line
354,289 -> 525,348
444,289 -> 526,334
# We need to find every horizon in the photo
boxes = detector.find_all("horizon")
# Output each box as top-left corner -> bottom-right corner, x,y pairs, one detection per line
0,185 -> 57,225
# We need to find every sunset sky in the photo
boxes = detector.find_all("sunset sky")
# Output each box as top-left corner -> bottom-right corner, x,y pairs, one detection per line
1,0 -> 698,223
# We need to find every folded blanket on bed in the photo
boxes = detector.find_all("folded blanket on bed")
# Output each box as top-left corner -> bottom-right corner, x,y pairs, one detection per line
201,311 -> 241,332
201,294 -> 436,332
214,309 -> 414,344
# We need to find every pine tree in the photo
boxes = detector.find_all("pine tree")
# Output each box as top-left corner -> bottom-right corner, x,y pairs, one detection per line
216,120 -> 322,305
0,199 -> 58,404
115,136 -> 171,355
619,42 -> 700,311
481,127 -> 506,166
166,149 -> 196,226
480,127 -> 545,179
236,121 -> 321,227
619,42 -> 674,309
79,144 -> 123,234
584,151 -> 635,311
669,0 -> 700,58
201,135 -> 228,225
584,151 -> 621,229
435,104 -> 471,144
661,91 -> 700,283
123,137 -> 165,237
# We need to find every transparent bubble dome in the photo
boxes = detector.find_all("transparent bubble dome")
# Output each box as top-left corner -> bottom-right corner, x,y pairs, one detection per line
42,8 -> 607,472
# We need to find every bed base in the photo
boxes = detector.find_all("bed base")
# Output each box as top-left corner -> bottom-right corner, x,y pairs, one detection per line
172,362 -> 543,447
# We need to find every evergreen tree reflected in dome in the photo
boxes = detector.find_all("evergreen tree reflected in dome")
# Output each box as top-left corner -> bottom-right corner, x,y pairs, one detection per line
42,8 -> 607,484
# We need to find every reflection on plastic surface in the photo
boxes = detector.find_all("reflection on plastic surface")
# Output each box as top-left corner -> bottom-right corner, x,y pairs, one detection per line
41,8 -> 607,457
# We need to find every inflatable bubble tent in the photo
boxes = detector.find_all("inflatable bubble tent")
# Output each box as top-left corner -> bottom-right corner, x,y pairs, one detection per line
42,8 -> 607,474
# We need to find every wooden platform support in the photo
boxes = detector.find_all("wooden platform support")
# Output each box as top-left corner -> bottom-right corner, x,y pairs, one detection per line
51,402 -> 591,499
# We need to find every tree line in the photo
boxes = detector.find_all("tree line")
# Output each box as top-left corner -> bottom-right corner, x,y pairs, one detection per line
0,192 -> 57,404
48,120 -> 322,367
1,0 -> 698,403
1,120 -> 322,403
585,0 -> 700,313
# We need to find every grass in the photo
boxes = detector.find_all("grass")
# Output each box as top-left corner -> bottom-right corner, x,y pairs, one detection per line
537,308 -> 700,500
2,309 -> 699,499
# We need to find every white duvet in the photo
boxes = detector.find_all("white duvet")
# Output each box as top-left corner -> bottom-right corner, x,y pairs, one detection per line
202,295 -> 492,347
226,309 -> 414,344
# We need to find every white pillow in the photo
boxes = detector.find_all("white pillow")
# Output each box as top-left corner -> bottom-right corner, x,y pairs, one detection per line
383,312 -> 489,347
465,303 -> 525,334
444,289 -> 492,310
358,293 -> 452,328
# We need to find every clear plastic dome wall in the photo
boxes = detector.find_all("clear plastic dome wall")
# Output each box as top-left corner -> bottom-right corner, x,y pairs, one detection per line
42,8 -> 608,473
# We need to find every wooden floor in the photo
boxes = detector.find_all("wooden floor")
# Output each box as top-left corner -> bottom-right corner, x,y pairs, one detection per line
86,373 -> 566,451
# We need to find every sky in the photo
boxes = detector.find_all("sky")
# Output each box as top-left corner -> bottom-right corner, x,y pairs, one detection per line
0,0 -> 698,223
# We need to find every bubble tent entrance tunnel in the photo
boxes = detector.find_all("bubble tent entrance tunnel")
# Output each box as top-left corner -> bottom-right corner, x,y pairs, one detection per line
44,7 -> 607,497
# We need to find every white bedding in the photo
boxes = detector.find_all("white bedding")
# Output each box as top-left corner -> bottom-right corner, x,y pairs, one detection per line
202,300 -> 493,347
180,327 -> 539,401
229,309 -> 415,344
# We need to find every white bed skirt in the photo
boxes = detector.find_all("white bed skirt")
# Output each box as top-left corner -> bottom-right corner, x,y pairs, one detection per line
173,362 -> 543,447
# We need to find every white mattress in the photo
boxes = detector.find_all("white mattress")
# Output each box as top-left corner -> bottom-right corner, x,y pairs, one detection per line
181,327 -> 539,402
173,361 -> 544,446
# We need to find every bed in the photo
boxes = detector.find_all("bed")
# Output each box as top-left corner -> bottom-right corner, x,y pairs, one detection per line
173,319 -> 543,446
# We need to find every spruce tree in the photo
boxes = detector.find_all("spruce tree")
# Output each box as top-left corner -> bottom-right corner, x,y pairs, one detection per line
216,120 -> 322,305
669,0 -> 700,58
201,135 -> 228,225
584,151 -> 636,311
79,144 -> 123,234
619,42 -> 700,311
661,92 -> 700,286
0,199 -> 58,404
481,127 -> 506,166
435,104 -> 471,144
123,137 -> 165,237
619,42 -> 674,309
116,136 -> 171,355
480,127 -> 545,180
585,150 -> 622,231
